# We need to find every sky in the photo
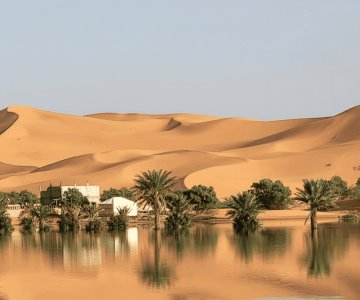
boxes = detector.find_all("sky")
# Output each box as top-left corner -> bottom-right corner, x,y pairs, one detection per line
0,0 -> 359,120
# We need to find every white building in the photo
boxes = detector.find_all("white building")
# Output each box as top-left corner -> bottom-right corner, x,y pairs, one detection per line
99,197 -> 138,217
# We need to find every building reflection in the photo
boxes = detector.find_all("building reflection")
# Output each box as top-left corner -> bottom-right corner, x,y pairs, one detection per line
9,227 -> 140,271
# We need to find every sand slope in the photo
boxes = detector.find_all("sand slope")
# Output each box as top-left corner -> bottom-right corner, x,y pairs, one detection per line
0,105 -> 359,198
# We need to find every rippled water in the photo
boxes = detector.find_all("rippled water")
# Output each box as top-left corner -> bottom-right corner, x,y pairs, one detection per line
0,221 -> 359,300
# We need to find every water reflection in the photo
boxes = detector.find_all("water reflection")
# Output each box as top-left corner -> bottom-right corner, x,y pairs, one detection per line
1,223 -> 360,298
139,225 -> 218,288
302,224 -> 352,278
193,225 -> 218,257
230,227 -> 293,263
140,231 -> 174,288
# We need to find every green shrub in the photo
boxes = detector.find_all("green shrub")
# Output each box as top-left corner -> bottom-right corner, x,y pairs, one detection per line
0,215 -> 13,235
0,198 -> 13,235
107,207 -> 129,231
20,217 -> 35,232
107,215 -> 128,231
85,220 -> 102,232
58,213 -> 80,232
339,212 -> 358,223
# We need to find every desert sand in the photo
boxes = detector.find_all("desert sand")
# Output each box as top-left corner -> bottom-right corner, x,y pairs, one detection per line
0,105 -> 359,199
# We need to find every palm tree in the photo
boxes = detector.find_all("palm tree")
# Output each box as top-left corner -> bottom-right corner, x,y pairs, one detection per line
83,203 -> 103,232
133,169 -> 177,230
295,179 -> 336,230
30,205 -> 54,231
58,198 -> 86,232
83,203 -> 103,221
225,192 -> 262,233
164,193 -> 192,231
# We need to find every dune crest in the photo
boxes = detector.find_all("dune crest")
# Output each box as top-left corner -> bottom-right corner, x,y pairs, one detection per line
0,105 -> 359,197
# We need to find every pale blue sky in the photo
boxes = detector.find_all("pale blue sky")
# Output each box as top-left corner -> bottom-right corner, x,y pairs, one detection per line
0,0 -> 359,120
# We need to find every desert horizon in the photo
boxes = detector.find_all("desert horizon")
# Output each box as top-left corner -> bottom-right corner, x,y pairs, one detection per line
0,104 -> 359,198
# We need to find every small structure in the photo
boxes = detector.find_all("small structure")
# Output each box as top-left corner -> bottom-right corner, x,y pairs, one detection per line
40,183 -> 101,205
99,197 -> 138,218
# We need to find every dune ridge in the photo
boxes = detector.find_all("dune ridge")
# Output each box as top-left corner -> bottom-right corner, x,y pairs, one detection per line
0,105 -> 359,198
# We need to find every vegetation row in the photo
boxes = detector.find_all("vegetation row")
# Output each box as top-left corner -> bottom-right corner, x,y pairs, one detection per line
0,172 -> 359,236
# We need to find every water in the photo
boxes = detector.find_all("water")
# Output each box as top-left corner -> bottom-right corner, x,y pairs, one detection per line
0,221 -> 359,300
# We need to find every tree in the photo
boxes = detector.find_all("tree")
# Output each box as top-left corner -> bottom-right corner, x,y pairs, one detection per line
295,179 -> 336,230
182,185 -> 219,213
18,190 -> 38,208
356,178 -> 360,187
62,188 -> 89,207
165,193 -> 192,231
0,196 -> 13,234
225,192 -> 262,233
326,176 -> 348,199
100,187 -> 136,201
250,178 -> 292,210
133,169 -> 177,230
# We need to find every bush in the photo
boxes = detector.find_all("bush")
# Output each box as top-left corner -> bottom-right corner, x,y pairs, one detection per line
0,214 -> 13,235
107,215 -> 128,231
107,208 -> 129,231
20,217 -> 35,232
250,179 -> 292,210
339,212 -> 358,223
0,198 -> 13,235
58,213 -> 80,232
85,220 -> 102,232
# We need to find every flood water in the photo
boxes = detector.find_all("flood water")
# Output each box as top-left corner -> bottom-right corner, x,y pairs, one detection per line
0,221 -> 359,300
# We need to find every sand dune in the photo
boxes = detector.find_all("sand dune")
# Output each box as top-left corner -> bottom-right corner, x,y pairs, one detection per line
0,105 -> 359,198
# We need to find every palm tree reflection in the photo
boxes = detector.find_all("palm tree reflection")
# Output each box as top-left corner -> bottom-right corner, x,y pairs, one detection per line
140,230 -> 173,288
230,227 -> 293,263
139,225 -> 219,288
302,224 -> 351,278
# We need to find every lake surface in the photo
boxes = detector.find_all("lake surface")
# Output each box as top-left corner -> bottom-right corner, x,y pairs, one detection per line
0,221 -> 359,300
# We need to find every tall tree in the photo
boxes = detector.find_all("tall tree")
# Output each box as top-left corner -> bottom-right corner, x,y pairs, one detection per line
250,178 -> 292,210
327,176 -> 348,199
133,169 -> 176,230
182,185 -> 219,213
295,179 -> 336,230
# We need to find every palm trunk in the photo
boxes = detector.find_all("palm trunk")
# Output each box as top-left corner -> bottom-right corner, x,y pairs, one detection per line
310,209 -> 318,230
154,212 -> 161,230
